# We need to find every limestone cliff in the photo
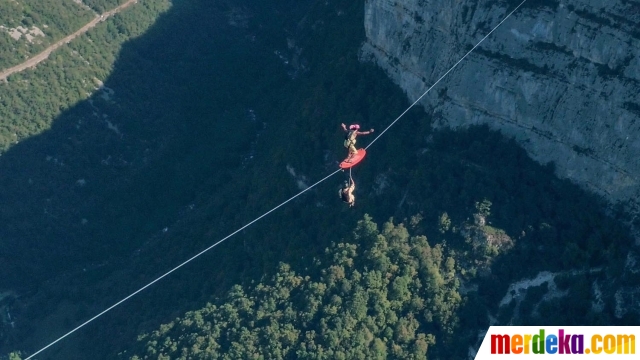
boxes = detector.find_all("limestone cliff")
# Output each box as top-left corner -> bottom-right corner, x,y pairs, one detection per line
361,0 -> 640,217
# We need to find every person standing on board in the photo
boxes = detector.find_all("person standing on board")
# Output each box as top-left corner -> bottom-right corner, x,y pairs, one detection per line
341,123 -> 374,162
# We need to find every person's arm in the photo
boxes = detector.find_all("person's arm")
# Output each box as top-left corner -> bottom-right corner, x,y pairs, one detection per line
341,123 -> 348,132
357,129 -> 374,135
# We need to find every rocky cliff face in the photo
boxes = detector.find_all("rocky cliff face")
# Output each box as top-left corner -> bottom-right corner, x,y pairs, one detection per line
361,0 -> 640,218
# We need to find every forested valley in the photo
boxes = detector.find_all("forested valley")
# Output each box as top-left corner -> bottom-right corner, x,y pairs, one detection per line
0,0 -> 127,70
1,0 -> 638,359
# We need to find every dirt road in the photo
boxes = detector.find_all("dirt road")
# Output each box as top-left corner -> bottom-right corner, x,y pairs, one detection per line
0,0 -> 138,81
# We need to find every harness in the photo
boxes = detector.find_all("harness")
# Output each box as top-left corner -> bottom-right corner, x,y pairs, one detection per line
343,130 -> 356,147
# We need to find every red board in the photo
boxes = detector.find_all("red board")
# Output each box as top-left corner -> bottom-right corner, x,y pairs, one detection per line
339,148 -> 367,169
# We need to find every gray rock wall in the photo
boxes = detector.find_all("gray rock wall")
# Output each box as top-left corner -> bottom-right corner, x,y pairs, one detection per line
361,0 -> 640,216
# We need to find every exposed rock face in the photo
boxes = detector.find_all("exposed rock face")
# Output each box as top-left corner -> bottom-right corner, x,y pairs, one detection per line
361,0 -> 640,216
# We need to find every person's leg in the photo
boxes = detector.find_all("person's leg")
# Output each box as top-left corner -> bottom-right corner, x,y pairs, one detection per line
347,144 -> 357,161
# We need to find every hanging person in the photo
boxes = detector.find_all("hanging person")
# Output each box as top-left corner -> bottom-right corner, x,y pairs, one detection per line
339,177 -> 356,208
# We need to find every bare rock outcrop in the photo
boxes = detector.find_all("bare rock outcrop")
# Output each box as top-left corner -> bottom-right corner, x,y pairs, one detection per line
361,0 -> 640,216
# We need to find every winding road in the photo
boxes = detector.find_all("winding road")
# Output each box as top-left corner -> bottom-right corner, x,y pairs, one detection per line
0,0 -> 137,81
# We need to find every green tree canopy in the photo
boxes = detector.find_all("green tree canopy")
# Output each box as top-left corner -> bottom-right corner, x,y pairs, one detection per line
130,215 -> 460,359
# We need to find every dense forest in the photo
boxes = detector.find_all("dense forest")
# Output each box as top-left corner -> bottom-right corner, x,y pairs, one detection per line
1,0 -> 638,359
0,0 -> 166,152
124,209 -> 625,359
128,216 -> 460,359
0,0 -> 127,69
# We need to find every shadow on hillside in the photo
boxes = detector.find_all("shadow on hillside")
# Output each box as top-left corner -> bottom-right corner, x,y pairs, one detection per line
0,0 -> 315,358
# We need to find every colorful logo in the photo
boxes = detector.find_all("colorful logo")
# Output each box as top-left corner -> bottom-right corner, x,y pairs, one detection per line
476,327 -> 638,359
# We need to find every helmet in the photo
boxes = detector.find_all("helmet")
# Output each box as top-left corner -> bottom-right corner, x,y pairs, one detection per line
349,124 -> 360,130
